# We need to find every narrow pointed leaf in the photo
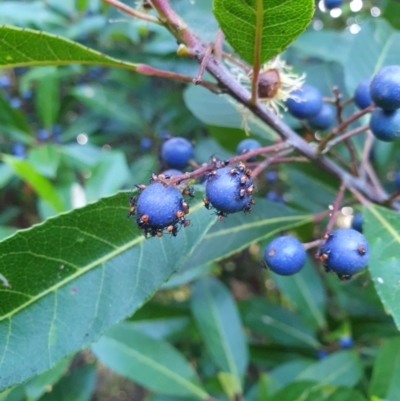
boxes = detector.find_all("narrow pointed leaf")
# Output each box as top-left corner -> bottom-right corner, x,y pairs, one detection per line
271,257 -> 327,330
92,324 -> 209,399
0,193 -> 214,391
364,204 -> 400,329
297,351 -> 363,387
1,154 -> 65,212
240,298 -> 320,349
191,278 -> 248,390
0,25 -> 137,70
369,337 -> 400,399
213,0 -> 314,65
184,198 -> 312,268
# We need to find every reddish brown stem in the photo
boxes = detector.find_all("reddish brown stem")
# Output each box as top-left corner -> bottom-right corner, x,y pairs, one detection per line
103,0 -> 160,23
325,183 -> 346,235
136,64 -> 221,93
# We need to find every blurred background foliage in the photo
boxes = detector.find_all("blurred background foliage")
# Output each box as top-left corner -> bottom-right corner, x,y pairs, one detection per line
1,0 -> 400,400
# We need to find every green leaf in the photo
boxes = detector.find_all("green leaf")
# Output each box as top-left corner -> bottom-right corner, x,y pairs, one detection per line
27,144 -> 61,179
24,357 -> 72,400
0,193 -> 215,391
240,298 -> 320,349
271,257 -> 327,330
0,25 -> 137,70
191,278 -> 248,390
39,364 -> 97,401
184,198 -> 312,268
85,151 -> 130,202
1,154 -> 65,212
369,337 -> 400,400
364,204 -> 400,329
213,0 -> 314,65
382,0 -> 400,29
342,18 -> 400,94
297,351 -> 363,387
269,359 -> 314,391
183,86 -> 277,140
92,324 -> 209,399
35,67 -> 60,129
161,264 -> 215,289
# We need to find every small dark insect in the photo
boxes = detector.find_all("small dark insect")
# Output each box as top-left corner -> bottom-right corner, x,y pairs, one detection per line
239,188 -> 246,198
240,175 -> 248,185
138,214 -> 149,227
206,170 -> 217,179
203,197 -> 211,209
182,201 -> 190,214
246,185 -> 255,195
127,196 -> 136,218
357,245 -> 366,255
182,186 -> 195,198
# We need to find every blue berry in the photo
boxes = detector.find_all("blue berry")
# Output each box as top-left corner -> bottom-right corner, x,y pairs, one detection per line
161,137 -> 194,169
308,103 -> 335,130
140,137 -> 152,151
354,79 -> 372,110
351,212 -> 363,233
286,85 -> 323,120
10,97 -> 22,109
37,129 -> 50,142
11,143 -> 26,158
134,182 -> 189,237
265,190 -> 284,203
318,228 -> 370,280
370,66 -> 400,111
369,108 -> 400,142
323,0 -> 343,9
0,75 -> 11,88
236,138 -> 261,161
265,170 -> 278,183
205,165 -> 254,218
264,236 -> 306,276
338,336 -> 354,349
316,349 -> 328,360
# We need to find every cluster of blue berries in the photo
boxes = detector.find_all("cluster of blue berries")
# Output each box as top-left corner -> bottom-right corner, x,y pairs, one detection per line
286,85 -> 335,131
354,65 -> 400,142
129,136 -> 256,237
264,228 -> 370,280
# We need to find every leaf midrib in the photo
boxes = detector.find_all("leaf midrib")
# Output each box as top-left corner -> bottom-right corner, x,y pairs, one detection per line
103,336 -> 208,400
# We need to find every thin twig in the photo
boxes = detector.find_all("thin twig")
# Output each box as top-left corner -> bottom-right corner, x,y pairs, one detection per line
303,239 -> 323,250
251,148 -> 294,178
136,64 -> 221,93
359,130 -> 374,181
325,183 -> 346,235
325,124 -> 370,150
193,43 -> 213,84
103,0 -> 161,24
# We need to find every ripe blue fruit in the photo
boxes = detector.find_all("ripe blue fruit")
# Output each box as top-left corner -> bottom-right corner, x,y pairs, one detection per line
264,236 -> 306,275
161,137 -> 194,169
354,79 -> 372,109
265,170 -> 278,183
338,336 -> 354,349
205,165 -> 254,217
11,143 -> 26,159
351,212 -> 363,233
370,65 -> 400,110
0,75 -> 11,88
265,190 -> 284,204
323,0 -> 343,9
318,228 -> 370,280
236,138 -> 261,161
308,103 -> 335,130
140,137 -> 152,151
136,182 -> 185,236
286,85 -> 323,120
369,108 -> 400,142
